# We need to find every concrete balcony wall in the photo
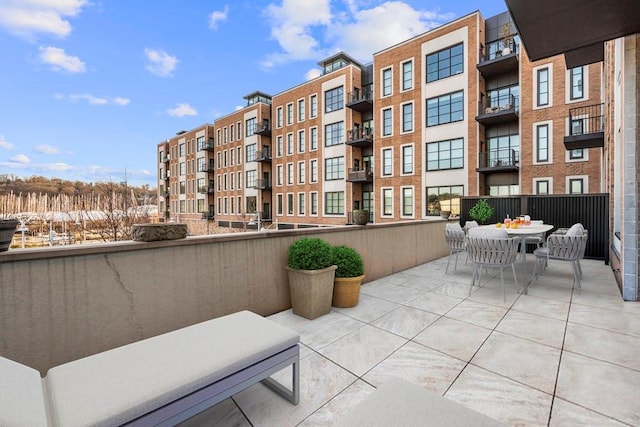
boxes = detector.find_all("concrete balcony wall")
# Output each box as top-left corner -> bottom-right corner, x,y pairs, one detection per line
0,220 -> 449,374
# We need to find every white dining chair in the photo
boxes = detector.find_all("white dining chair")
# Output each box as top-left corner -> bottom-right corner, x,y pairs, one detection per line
444,223 -> 467,273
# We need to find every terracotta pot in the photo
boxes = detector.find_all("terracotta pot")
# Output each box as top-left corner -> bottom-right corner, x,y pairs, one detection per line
332,274 -> 365,308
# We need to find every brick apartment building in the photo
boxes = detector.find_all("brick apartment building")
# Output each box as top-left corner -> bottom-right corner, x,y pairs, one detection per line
158,10 -> 604,233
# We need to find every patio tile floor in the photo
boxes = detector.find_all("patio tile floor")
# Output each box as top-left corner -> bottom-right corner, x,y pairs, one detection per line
184,255 -> 639,426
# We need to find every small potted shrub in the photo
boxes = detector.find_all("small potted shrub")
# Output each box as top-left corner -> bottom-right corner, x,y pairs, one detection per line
331,245 -> 365,308
468,199 -> 495,224
287,237 -> 337,319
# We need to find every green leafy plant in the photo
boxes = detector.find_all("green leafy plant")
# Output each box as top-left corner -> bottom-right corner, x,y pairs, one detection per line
287,237 -> 334,270
331,245 -> 364,278
468,199 -> 495,224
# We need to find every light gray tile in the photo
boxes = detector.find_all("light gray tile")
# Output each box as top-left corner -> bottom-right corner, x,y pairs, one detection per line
318,325 -> 407,376
471,331 -> 561,393
405,292 -> 462,315
496,309 -> 566,348
332,294 -> 399,323
431,281 -> 478,299
412,316 -> 492,361
363,341 -> 466,394
568,304 -> 640,337
360,284 -> 425,304
446,300 -> 509,329
512,294 -> 570,321
371,305 -> 440,339
565,322 -> 640,371
446,365 -> 552,426
549,397 -> 628,426
296,311 -> 366,350
571,291 -> 640,314
298,380 -> 374,427
556,352 -> 640,426
467,284 -> 521,307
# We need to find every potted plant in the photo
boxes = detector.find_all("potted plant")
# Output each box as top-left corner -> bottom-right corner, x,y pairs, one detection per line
286,237 -> 337,319
468,199 -> 495,224
331,245 -> 365,307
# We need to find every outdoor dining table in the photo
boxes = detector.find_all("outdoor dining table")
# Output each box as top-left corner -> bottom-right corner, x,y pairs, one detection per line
478,222 -> 554,277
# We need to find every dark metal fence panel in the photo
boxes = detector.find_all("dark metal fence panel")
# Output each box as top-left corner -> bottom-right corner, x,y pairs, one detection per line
461,194 -> 608,262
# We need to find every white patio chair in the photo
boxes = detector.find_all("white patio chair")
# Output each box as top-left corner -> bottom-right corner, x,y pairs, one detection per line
466,228 -> 519,302
528,228 -> 588,294
464,220 -> 479,234
444,223 -> 467,273
520,219 -> 546,259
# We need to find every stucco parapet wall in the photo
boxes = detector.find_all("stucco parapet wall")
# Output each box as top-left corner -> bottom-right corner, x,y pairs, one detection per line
0,219 -> 449,263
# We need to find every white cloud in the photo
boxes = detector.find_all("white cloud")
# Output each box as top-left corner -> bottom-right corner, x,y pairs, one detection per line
35,144 -> 60,154
0,135 -> 15,150
262,1 -> 454,68
55,93 -> 130,106
0,0 -> 89,40
305,68 -> 322,81
144,48 -> 178,77
39,46 -> 86,73
166,103 -> 198,117
209,6 -> 229,30
10,154 -> 30,164
46,162 -> 72,171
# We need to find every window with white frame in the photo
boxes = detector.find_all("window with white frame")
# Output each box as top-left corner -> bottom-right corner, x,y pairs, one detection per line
401,187 -> 413,217
382,188 -> 393,216
287,133 -> 294,155
401,60 -> 413,91
298,193 -> 305,215
298,161 -> 305,184
310,192 -> 318,215
536,67 -> 549,107
276,107 -> 283,127
426,43 -> 463,83
382,108 -> 392,136
324,191 -> 344,214
246,170 -> 256,188
297,130 -> 305,153
276,165 -> 283,186
569,149 -> 585,160
276,136 -> 283,157
535,123 -> 550,163
325,121 -> 344,146
237,147 -> 242,164
570,66 -> 584,100
310,127 -> 318,150
401,145 -> 413,174
325,86 -> 344,113
310,94 -> 317,117
298,98 -> 305,121
237,172 -> 241,188
426,91 -> 463,126
287,163 -> 294,185
567,176 -> 587,194
286,103 -> 293,125
382,148 -> 393,176
325,156 -> 344,180
382,67 -> 392,96
277,194 -> 283,215
534,178 -> 551,195
245,118 -> 257,137
401,103 -> 413,133
287,193 -> 294,215
310,159 -> 318,183
230,149 -> 234,166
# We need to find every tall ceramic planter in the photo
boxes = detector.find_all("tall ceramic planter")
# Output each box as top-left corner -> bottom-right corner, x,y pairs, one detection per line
352,210 -> 369,225
287,265 -> 337,320
0,219 -> 19,252
332,274 -> 365,308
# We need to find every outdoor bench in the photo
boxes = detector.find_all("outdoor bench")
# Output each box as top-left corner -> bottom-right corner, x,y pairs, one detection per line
0,310 -> 299,426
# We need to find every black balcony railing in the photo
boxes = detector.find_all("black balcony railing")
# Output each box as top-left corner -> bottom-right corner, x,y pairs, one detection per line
564,103 -> 605,149
477,39 -> 519,78
477,148 -> 519,172
255,120 -> 271,136
346,127 -> 374,147
254,178 -> 271,190
198,139 -> 214,151
347,168 -> 373,182
255,146 -> 272,162
476,94 -> 519,125
346,84 -> 373,112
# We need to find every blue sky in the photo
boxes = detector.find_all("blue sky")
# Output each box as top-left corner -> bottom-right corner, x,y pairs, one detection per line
0,0 -> 507,187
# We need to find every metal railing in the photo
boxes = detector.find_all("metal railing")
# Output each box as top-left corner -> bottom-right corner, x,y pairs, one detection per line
568,103 -> 604,136
347,84 -> 373,104
479,94 -> 519,116
478,148 -> 519,169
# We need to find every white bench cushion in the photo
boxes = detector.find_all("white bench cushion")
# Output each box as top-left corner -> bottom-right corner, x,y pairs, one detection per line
45,310 -> 299,427
0,356 -> 50,426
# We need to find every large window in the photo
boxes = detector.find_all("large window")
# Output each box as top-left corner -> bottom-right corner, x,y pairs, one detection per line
325,86 -> 344,112
402,187 -> 413,217
324,191 -> 344,215
402,145 -> 413,174
535,124 -> 549,162
426,185 -> 463,215
325,121 -> 344,146
401,60 -> 413,91
537,68 -> 549,107
246,144 -> 256,162
426,91 -> 463,126
426,43 -> 463,83
382,188 -> 393,216
427,138 -> 464,171
487,134 -> 519,166
325,156 -> 344,180
382,108 -> 392,136
245,118 -> 256,137
402,103 -> 413,132
487,85 -> 519,110
382,148 -> 393,176
535,179 -> 550,195
382,68 -> 392,96
569,178 -> 585,194
246,170 -> 256,188
570,66 -> 584,100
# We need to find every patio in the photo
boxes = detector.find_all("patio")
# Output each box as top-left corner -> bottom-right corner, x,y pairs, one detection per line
184,254 -> 639,426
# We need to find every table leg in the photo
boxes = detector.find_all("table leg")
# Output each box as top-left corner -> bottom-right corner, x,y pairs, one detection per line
520,237 -> 527,277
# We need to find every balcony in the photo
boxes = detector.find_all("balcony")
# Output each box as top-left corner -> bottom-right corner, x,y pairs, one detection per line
475,94 -> 519,126
346,127 -> 374,148
347,168 -> 373,183
255,147 -> 272,162
164,190 -> 170,198
477,148 -> 519,173
199,138 -> 214,152
255,120 -> 271,137
346,84 -> 373,112
564,103 -> 605,150
476,40 -> 519,79
253,178 -> 271,190
201,213 -> 215,220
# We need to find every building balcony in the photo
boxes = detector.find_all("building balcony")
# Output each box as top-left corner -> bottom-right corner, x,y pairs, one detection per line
477,148 -> 519,173
475,94 -> 519,126
346,127 -> 374,147
199,187 -> 214,195
201,213 -> 215,220
564,103 -> 605,150
346,84 -> 373,113
253,178 -> 272,190
255,147 -> 272,162
476,40 -> 519,79
164,190 -> 170,198
347,168 -> 373,183
199,138 -> 215,152
255,120 -> 271,137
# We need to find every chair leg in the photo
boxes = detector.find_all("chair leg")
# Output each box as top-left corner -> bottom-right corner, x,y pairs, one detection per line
454,251 -> 459,271
526,257 -> 541,294
577,259 -> 583,279
572,261 -> 582,294
511,263 -> 519,294
469,264 -> 478,296
446,250 -> 452,273
499,268 -> 506,302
